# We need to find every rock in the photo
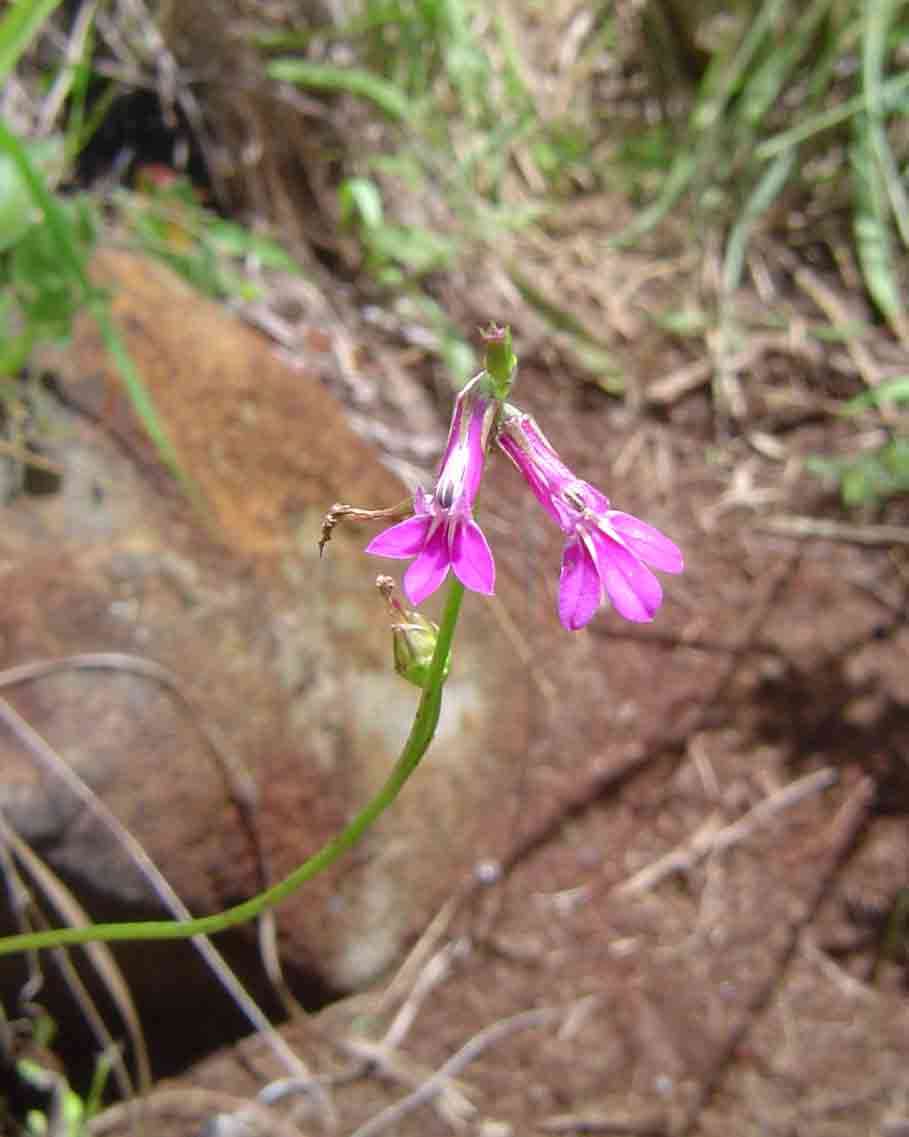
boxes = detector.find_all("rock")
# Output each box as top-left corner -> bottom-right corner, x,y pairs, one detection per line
0,249 -> 525,1022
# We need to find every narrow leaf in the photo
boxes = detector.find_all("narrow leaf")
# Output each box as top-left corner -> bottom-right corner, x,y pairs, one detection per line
851,115 -> 904,329
0,0 -> 64,82
267,59 -> 410,120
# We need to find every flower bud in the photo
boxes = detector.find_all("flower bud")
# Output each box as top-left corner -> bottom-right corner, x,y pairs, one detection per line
392,609 -> 451,688
480,323 -> 517,399
376,576 -> 451,687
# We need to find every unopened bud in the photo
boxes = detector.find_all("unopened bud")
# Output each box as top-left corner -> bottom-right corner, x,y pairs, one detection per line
480,323 -> 517,399
377,577 -> 450,688
393,609 -> 450,688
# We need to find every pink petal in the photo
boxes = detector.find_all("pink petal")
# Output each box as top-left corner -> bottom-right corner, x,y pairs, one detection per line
450,519 -> 495,595
592,531 -> 663,622
403,524 -> 451,605
581,482 -> 611,514
606,512 -> 684,574
366,515 -> 430,558
558,538 -> 602,630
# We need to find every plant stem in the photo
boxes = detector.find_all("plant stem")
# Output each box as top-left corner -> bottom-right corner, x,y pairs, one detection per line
0,579 -> 466,957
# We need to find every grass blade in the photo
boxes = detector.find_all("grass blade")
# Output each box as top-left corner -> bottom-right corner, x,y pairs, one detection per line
756,69 -> 909,160
691,0 -> 788,131
723,148 -> 796,294
738,0 -> 832,128
843,374 -> 909,411
851,111 -> 905,333
0,0 -> 64,82
611,0 -> 786,249
0,117 -> 199,500
862,0 -> 909,251
608,149 -> 696,248
267,58 -> 411,120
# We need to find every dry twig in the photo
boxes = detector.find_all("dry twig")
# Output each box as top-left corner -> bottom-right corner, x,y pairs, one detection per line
540,1116 -> 667,1135
676,777 -> 876,1136
38,0 -> 101,132
614,767 -> 838,897
0,814 -> 148,1101
348,1007 -> 562,1137
759,515 -> 909,547
88,1087 -> 311,1137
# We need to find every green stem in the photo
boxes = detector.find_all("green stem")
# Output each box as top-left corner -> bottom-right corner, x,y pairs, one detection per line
0,579 -> 466,957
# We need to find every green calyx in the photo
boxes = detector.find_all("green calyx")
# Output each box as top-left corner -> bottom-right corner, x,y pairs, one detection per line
480,323 -> 517,400
393,610 -> 451,688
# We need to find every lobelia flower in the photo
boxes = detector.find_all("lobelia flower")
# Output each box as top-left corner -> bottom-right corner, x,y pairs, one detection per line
497,406 -> 684,630
366,376 -> 498,605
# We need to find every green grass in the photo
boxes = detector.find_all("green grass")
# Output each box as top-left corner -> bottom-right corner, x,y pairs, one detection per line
259,1 -> 909,389
0,0 -> 65,82
116,173 -> 308,300
0,118 -> 197,498
809,373 -> 909,506
258,0 -> 600,380
0,0 -> 203,500
614,0 -> 909,336
0,0 -> 305,503
607,0 -> 908,507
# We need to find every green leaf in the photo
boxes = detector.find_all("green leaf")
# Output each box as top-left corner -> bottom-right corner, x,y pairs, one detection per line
861,0 -> 909,251
10,208 -> 84,338
652,307 -> 709,337
205,220 -> 305,272
0,0 -> 65,83
0,148 -> 37,251
851,115 -> 904,328
843,375 -> 909,411
339,176 -> 384,230
756,70 -> 909,161
0,135 -> 63,251
692,0 -> 789,132
738,0 -> 832,127
368,222 -> 455,274
267,59 -> 411,120
722,148 -> 796,294
807,440 -> 909,506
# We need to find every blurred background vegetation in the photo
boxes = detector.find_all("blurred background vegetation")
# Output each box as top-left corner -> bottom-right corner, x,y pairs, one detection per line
2,0 -> 908,507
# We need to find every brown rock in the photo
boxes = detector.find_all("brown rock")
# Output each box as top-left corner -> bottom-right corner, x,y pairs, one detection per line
1,249 -> 523,1015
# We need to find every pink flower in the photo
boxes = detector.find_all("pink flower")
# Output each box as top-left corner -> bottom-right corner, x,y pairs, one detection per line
497,407 -> 684,630
366,378 -> 497,605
